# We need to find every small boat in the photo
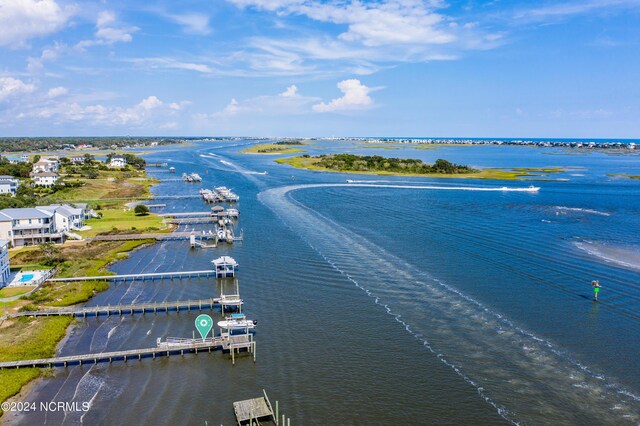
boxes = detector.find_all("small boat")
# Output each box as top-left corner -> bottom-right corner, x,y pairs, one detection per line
217,313 -> 257,330
169,167 -> 175,173
346,179 -> 355,183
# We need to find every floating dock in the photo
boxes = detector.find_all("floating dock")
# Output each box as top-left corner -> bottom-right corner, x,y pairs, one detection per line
233,390 -> 276,426
0,334 -> 255,369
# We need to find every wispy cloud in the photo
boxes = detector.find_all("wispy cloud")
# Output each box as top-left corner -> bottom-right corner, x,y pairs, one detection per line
163,12 -> 212,35
12,94 -> 189,129
513,0 -> 640,22
211,85 -> 320,118
76,11 -> 139,49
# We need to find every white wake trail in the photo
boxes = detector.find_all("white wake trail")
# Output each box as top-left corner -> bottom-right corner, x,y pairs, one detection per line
259,183 -> 640,425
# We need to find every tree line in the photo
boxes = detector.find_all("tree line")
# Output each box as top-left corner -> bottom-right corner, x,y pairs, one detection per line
315,154 -> 478,174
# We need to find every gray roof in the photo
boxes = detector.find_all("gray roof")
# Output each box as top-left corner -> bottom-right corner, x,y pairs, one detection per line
33,172 -> 59,177
0,175 -> 16,180
37,205 -> 82,217
0,208 -> 54,220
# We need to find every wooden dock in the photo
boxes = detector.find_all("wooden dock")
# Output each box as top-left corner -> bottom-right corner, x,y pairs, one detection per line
159,212 -> 212,218
0,334 -> 255,370
234,390 -> 276,426
167,217 -> 217,224
9,297 -> 243,318
92,232 -> 218,242
47,269 -> 221,283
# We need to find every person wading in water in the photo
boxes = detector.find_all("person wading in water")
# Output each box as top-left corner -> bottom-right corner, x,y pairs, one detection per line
591,280 -> 601,301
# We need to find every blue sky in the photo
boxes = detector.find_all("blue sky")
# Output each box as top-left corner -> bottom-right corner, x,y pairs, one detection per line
0,0 -> 638,138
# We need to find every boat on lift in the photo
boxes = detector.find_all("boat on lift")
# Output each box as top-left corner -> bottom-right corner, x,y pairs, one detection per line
217,313 -> 257,330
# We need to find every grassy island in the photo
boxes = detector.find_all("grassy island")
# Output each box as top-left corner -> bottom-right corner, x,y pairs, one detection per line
607,173 -> 640,180
242,140 -> 307,154
276,154 -> 565,180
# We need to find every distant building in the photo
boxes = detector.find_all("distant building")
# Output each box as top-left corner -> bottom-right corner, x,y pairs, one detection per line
0,208 -> 63,246
70,155 -> 85,164
32,158 -> 59,173
0,240 -> 10,287
0,175 -> 18,196
109,154 -> 127,168
32,172 -> 60,187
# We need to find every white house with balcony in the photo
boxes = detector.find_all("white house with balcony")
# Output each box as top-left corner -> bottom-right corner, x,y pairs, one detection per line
32,172 -> 60,187
32,158 -> 59,173
0,240 -> 10,287
0,175 -> 18,196
37,204 -> 85,232
0,208 -> 63,247
109,155 -> 127,168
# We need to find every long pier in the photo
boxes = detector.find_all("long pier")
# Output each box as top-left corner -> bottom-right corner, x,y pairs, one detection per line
9,297 -> 243,318
47,269 -> 220,283
92,232 -> 217,242
159,212 -> 212,218
0,335 -> 256,369
167,217 -> 217,224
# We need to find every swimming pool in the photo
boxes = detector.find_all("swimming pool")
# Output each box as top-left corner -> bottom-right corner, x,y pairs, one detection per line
20,273 -> 34,282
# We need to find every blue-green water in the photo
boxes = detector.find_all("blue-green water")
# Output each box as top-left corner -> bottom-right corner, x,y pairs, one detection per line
7,141 -> 640,425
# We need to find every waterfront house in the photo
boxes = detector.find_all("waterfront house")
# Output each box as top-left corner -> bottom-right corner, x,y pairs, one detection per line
0,208 -> 64,247
32,158 -> 59,173
70,155 -> 85,164
36,204 -> 85,232
109,154 -> 127,168
0,175 -> 18,196
32,172 -> 60,187
0,240 -> 10,287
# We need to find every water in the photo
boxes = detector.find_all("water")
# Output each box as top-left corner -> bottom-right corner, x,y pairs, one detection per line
6,141 -> 640,425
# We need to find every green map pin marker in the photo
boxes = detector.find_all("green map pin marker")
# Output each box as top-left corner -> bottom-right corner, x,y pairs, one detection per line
195,314 -> 213,341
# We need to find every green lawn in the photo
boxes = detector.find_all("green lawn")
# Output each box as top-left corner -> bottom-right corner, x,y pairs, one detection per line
0,286 -> 35,299
79,209 -> 168,237
0,316 -> 73,408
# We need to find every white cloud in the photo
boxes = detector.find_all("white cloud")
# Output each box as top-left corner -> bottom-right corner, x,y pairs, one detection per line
228,0 -> 454,46
76,11 -> 138,49
222,1 -> 498,76
130,57 -> 215,74
47,86 -> 68,98
514,0 -> 640,22
138,95 -> 162,110
15,95 -> 188,127
165,13 -> 211,35
0,0 -> 74,47
280,85 -> 298,97
27,42 -> 68,73
0,77 -> 36,101
213,85 -> 320,118
217,98 -> 241,117
313,79 -> 377,112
